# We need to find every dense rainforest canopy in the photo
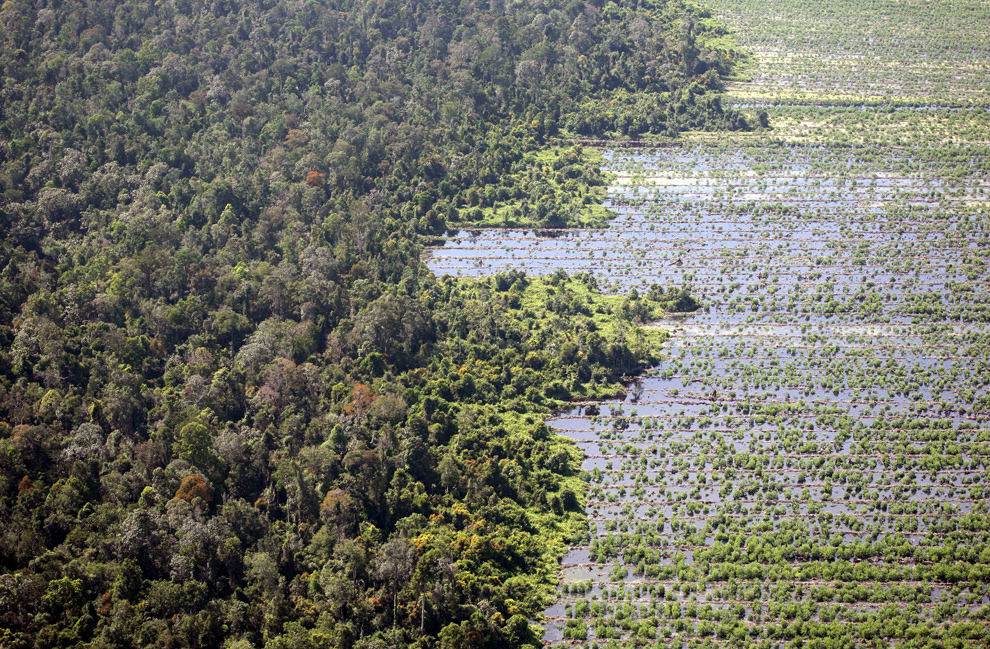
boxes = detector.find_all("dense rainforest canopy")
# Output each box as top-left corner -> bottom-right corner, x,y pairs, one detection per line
0,0 -> 742,646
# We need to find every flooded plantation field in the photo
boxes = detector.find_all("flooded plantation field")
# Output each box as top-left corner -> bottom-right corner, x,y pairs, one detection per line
428,141 -> 990,319
427,0 -> 990,646
428,140 -> 990,645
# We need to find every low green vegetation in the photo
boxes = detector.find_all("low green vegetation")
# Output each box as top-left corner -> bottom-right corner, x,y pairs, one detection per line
451,147 -> 617,230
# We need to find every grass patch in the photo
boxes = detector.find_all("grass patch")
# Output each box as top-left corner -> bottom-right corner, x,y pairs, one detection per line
450,146 -> 617,230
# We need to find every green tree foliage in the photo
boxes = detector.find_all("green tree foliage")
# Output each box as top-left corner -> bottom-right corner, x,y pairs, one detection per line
0,0 -> 726,646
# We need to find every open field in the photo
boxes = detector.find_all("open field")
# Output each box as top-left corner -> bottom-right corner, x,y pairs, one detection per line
706,0 -> 990,107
